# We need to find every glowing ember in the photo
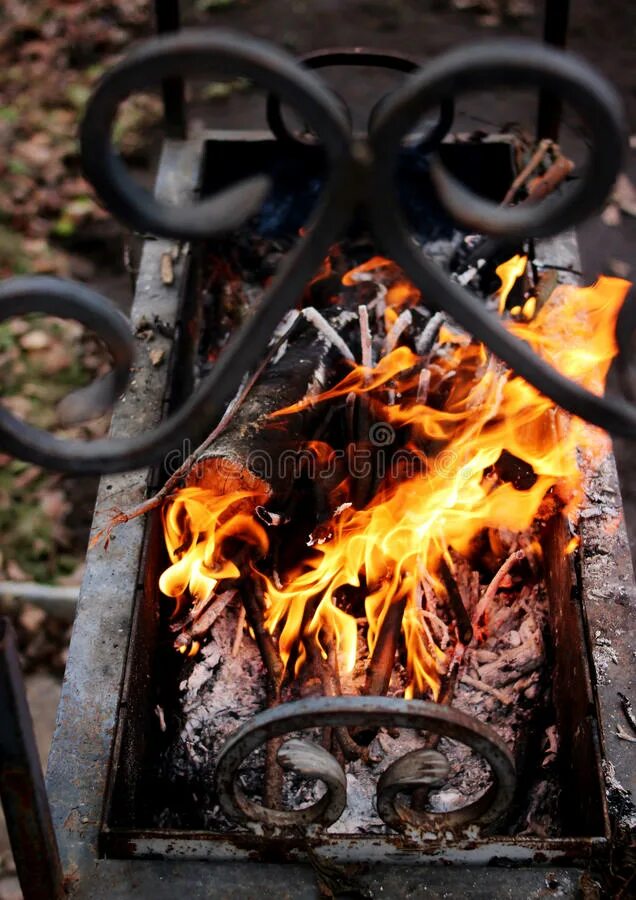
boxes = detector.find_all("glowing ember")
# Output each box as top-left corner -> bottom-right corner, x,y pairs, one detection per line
158,254 -> 630,700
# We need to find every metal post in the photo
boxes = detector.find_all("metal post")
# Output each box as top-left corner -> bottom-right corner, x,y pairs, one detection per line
154,0 -> 187,139
0,618 -> 64,900
537,0 -> 571,141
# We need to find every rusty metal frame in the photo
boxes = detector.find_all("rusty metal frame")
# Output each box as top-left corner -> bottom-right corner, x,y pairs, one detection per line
0,619 -> 64,900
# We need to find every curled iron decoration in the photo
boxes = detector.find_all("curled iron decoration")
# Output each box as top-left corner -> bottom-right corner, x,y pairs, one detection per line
265,46 -> 454,153
368,40 -> 636,437
80,29 -> 353,241
76,34 -> 636,442
214,696 -> 515,832
0,31 -> 355,474
0,278 -> 134,472
1,32 -> 633,474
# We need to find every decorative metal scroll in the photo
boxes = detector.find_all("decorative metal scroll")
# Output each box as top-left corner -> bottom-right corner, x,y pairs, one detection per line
214,696 -> 516,833
0,29 -> 633,473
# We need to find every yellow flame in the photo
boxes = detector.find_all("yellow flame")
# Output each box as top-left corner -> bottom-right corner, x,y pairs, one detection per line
158,254 -> 629,700
496,254 -> 528,314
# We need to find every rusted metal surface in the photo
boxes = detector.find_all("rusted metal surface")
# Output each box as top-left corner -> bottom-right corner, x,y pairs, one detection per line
50,857 -> 587,899
45,138 -> 199,882
0,619 -> 64,900
100,826 -> 604,867
542,515 -> 609,837
579,457 -> 636,832
534,232 -> 636,840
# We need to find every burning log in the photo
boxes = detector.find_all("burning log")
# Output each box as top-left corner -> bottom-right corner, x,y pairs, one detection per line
187,307 -> 358,503
150,225 -> 629,839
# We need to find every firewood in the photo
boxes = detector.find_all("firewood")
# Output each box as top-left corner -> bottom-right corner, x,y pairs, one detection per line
188,307 -> 358,502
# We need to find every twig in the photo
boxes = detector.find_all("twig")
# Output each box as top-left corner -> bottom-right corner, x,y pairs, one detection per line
364,596 -> 407,697
415,312 -> 445,356
416,369 -> 430,405
526,156 -> 574,203
303,307 -> 355,362
90,313 -> 302,548
461,674 -> 513,706
501,138 -> 552,206
240,583 -> 283,690
171,589 -> 236,650
383,309 -> 412,355
616,724 -> 636,743
305,625 -> 365,761
439,556 -> 473,645
191,590 -> 236,639
231,604 -> 246,657
358,304 -> 373,368
618,692 -> 636,734
473,549 -> 525,627
241,581 -> 285,809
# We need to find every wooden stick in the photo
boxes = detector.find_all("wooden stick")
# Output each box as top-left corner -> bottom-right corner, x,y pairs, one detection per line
358,304 -> 373,369
364,596 -> 407,697
439,556 -> 473,645
415,312 -> 445,356
231,604 -> 246,657
303,307 -> 355,362
501,138 -> 552,206
473,549 -> 525,627
383,309 -> 412,355
90,313 -> 302,548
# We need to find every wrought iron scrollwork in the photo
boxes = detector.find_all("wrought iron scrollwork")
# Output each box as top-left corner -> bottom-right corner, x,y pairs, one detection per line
214,696 -> 516,832
265,46 -> 454,154
1,30 -> 633,473
0,277 -> 134,472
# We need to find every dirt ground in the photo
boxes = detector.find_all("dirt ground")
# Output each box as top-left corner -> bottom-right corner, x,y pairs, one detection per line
1,1 -> 636,897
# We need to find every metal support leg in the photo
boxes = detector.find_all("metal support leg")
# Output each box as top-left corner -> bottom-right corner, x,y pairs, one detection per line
537,0 -> 571,140
154,0 -> 187,139
0,618 -> 64,900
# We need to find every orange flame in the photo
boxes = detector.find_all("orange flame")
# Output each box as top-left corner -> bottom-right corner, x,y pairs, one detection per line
496,254 -> 528,315
158,254 -> 629,700
159,487 -> 268,615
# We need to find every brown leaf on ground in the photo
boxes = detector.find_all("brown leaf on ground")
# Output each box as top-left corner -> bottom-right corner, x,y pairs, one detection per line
6,559 -> 30,582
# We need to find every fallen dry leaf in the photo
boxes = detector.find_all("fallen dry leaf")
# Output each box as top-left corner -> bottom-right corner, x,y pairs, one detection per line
39,488 -> 70,521
6,559 -> 30,582
160,252 -> 175,286
149,347 -> 166,367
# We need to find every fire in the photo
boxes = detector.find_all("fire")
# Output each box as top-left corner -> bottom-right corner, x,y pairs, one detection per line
158,254 -> 629,700
159,487 -> 268,616
496,254 -> 528,314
